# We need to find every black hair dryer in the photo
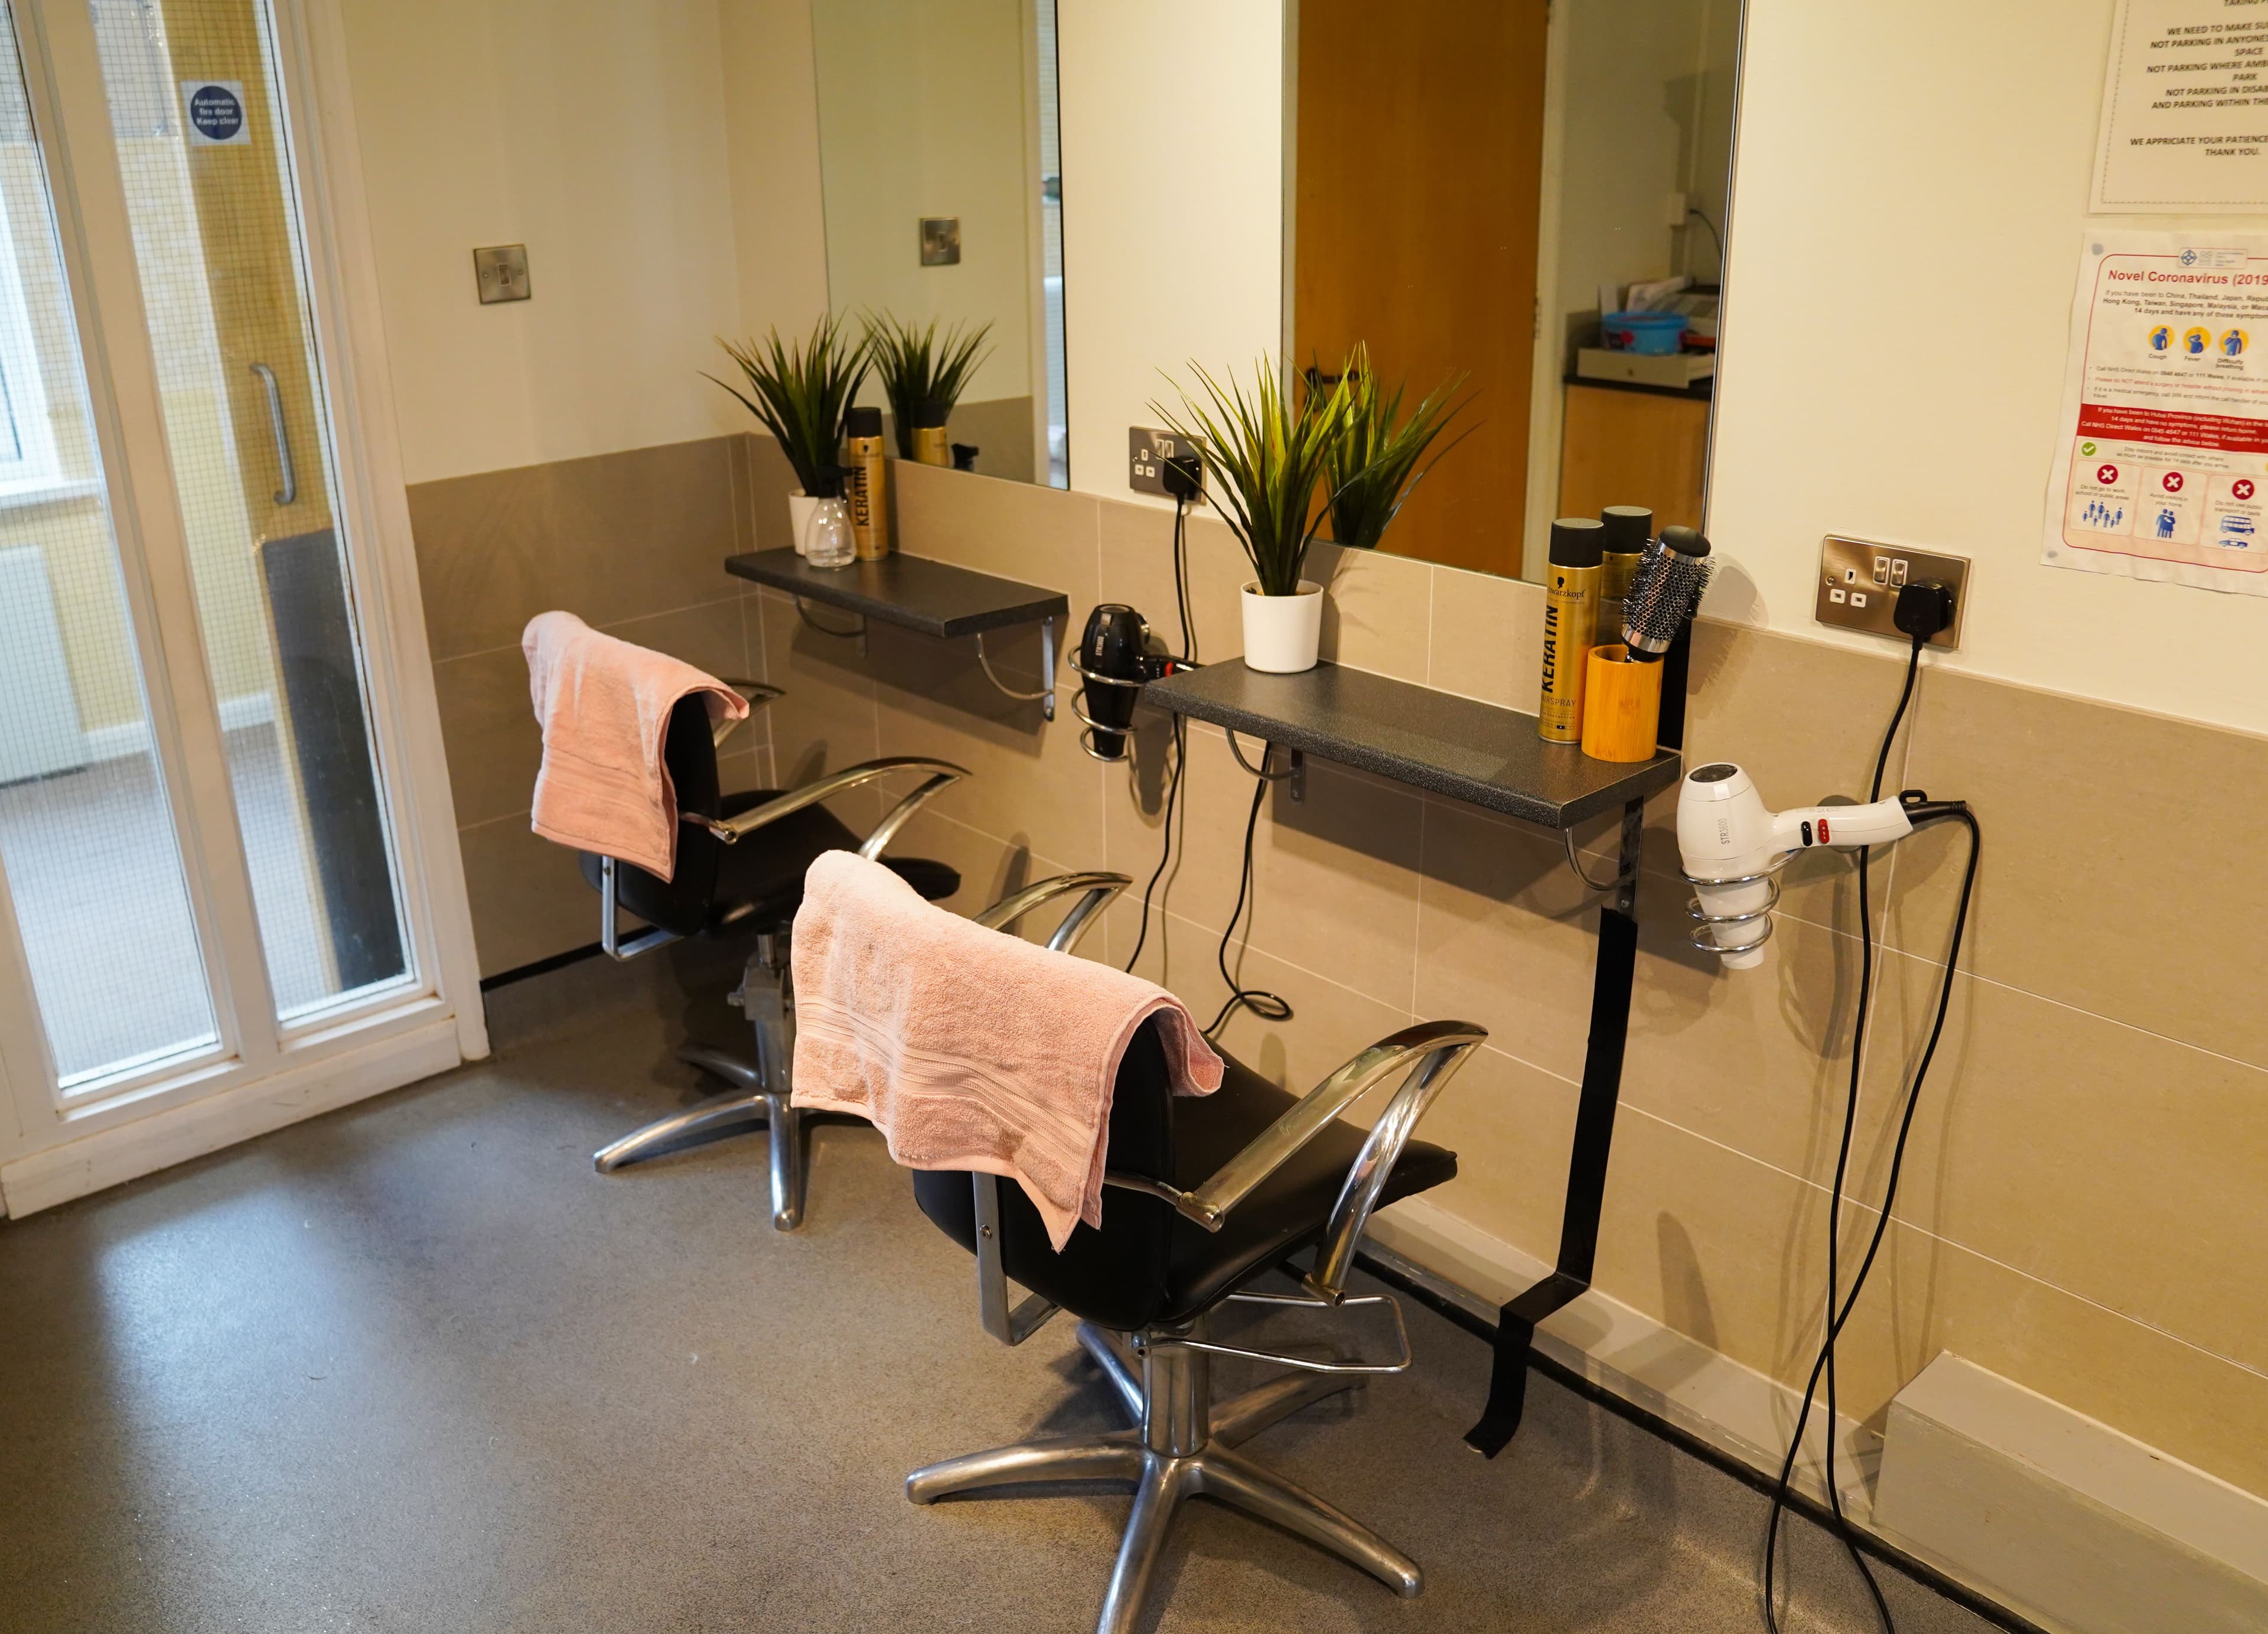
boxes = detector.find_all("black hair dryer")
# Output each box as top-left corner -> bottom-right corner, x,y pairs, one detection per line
1071,604 -> 1165,762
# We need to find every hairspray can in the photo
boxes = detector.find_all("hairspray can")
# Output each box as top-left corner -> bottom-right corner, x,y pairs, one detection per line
912,399 -> 951,467
845,405 -> 891,559
1597,504 -> 1651,645
1539,517 -> 1604,743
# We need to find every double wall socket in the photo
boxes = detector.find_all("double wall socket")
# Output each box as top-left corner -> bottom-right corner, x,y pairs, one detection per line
1128,427 -> 1204,498
1815,536 -> 1969,649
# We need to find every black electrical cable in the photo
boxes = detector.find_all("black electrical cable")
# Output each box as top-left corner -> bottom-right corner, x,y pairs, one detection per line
1123,497 -> 1195,975
1203,768 -> 1293,1039
1761,629 -> 1982,1634
1686,205 -> 1725,279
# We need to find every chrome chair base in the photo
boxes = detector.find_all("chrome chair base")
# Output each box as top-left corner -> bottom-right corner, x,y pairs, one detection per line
591,941 -> 809,1230
907,1320 -> 1412,1634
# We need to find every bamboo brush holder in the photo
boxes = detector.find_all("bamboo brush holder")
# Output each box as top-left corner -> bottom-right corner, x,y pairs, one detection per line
1580,644 -> 1664,763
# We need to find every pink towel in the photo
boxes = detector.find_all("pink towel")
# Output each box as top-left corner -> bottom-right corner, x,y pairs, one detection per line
522,610 -> 749,882
788,851 -> 1223,1249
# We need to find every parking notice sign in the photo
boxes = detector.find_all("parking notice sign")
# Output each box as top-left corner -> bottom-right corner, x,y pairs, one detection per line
2046,233 -> 2268,594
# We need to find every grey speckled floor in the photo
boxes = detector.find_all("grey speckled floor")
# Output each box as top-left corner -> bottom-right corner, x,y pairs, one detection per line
0,948 -> 2008,1634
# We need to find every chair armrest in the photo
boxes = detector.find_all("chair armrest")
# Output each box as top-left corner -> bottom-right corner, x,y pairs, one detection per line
1121,1023 -> 1483,1270
974,871 -> 1130,955
683,757 -> 968,852
710,679 -> 784,750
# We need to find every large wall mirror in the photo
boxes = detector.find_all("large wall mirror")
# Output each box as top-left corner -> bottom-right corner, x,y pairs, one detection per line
810,0 -> 1069,488
1292,1 -> 1741,581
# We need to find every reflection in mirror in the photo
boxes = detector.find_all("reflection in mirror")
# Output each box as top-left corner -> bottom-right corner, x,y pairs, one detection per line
1293,0 -> 1740,580
812,0 -> 1070,488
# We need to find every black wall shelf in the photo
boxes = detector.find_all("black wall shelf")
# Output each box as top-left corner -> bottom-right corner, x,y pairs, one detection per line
1140,659 -> 1679,830
725,548 -> 1067,639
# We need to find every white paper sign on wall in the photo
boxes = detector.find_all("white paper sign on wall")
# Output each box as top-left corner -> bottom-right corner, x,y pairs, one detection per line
2095,0 -> 2268,211
180,80 -> 250,148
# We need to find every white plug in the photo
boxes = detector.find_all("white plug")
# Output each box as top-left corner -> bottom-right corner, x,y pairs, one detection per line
1677,763 -> 1911,969
1666,190 -> 1691,229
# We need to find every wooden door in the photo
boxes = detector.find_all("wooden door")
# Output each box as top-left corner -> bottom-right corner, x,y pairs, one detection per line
1293,0 -> 1549,580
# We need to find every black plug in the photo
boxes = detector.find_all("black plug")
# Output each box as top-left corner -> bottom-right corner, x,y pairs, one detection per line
1162,453 -> 1203,501
1893,578 -> 1954,643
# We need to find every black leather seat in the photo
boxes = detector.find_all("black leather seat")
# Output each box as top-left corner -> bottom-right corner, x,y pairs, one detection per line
577,690 -> 963,1229
914,1019 -> 1457,1334
575,694 -> 960,937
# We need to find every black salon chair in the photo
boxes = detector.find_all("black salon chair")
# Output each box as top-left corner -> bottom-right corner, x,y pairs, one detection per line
576,681 -> 964,1228
901,873 -> 1487,1634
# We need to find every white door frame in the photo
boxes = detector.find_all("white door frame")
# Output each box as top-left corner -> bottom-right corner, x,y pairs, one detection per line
0,0 -> 486,1218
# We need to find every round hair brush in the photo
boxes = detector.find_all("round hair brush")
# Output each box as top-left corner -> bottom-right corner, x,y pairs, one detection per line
1619,525 -> 1713,662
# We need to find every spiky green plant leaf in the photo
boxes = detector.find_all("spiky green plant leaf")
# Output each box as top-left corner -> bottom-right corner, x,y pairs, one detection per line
862,314 -> 995,457
1153,360 -> 1350,597
1317,343 -> 1473,552
706,315 -> 871,497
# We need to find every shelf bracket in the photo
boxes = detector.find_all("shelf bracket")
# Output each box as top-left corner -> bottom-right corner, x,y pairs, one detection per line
973,615 -> 1057,720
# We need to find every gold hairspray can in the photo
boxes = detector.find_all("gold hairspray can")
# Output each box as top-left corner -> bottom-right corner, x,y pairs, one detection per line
1539,517 -> 1604,743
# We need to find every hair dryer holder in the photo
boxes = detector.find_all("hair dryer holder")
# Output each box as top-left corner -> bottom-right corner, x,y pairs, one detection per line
1067,653 -> 1154,762
1682,857 -> 1784,959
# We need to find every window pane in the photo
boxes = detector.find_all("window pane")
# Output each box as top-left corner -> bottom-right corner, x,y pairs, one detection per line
0,5 -> 217,1087
92,0 -> 410,1019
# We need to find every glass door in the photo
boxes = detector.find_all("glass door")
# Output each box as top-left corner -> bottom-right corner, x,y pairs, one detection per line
0,0 -> 464,1192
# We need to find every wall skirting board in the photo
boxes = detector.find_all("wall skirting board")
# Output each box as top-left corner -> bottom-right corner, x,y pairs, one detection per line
1367,1200 -> 2268,1634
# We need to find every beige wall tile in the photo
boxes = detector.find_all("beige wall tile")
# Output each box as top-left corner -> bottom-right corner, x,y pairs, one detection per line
1306,541 -> 1432,683
457,815 -> 600,978
1096,501 -> 1247,666
1868,955 -> 2268,1373
1400,1043 -> 1583,1263
892,459 -> 1100,607
1426,564 -> 1542,709
408,435 -> 742,662
754,588 -> 881,797
868,620 -> 1104,871
742,431 -> 802,554
1895,670 -> 2268,1070
1589,1108 -> 2268,1495
1103,725 -> 1425,1005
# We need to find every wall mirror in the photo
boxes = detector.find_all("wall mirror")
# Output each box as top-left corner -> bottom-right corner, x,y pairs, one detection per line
1292,0 -> 1742,581
811,0 -> 1069,489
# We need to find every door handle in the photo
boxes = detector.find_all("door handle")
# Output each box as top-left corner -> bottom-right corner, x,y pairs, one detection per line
250,362 -> 296,505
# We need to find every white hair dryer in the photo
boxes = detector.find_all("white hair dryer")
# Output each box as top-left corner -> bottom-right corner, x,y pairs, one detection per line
1677,762 -> 1912,969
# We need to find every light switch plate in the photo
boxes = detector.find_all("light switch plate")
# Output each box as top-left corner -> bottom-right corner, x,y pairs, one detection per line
1128,427 -> 1204,498
473,244 -> 529,304
919,217 -> 961,266
1815,536 -> 1969,649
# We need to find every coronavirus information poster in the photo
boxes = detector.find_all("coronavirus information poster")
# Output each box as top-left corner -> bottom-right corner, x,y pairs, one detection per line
2044,233 -> 2268,594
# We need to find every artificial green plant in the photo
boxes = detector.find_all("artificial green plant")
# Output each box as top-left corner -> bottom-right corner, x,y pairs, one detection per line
708,315 -> 870,497
1155,359 -> 1351,597
1318,343 -> 1472,551
862,314 -> 995,456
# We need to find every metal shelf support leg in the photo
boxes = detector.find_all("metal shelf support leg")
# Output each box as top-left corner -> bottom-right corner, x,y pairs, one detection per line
1465,795 -> 1644,1457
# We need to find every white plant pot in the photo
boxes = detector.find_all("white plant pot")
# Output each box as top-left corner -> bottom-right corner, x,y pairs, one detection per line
787,490 -> 822,557
1240,580 -> 1324,673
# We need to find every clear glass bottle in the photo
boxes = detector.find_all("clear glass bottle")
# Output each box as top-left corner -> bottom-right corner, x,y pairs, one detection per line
804,496 -> 856,568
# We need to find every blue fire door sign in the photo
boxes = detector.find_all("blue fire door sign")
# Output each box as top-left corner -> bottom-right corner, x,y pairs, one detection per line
181,80 -> 249,147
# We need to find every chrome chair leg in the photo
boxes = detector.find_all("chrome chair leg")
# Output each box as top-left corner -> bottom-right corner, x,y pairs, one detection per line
905,1432 -> 1143,1503
1076,1322 -> 1144,1423
592,1083 -> 767,1173
1191,1443 -> 1421,1595
765,1096 -> 806,1231
1207,1368 -> 1363,1448
1096,1453 -> 1197,1634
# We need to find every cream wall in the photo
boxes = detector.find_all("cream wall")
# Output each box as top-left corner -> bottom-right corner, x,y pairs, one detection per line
812,0 -> 1035,406
1710,0 -> 2268,734
338,0 -> 751,486
1056,0 -> 1283,504
719,0 -> 831,338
